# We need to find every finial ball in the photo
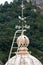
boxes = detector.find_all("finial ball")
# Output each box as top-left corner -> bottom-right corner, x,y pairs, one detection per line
17,34 -> 29,47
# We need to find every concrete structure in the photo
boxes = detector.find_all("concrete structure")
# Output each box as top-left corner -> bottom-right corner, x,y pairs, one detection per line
26,0 -> 43,10
26,0 -> 43,5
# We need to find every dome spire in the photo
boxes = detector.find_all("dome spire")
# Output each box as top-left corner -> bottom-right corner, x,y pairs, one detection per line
21,0 -> 24,34
16,0 -> 29,55
19,0 -> 26,35
17,0 -> 29,48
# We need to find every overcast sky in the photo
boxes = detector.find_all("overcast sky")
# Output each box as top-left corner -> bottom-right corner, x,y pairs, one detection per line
0,0 -> 13,4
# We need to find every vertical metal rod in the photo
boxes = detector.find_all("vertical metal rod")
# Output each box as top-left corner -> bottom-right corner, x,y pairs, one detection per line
21,0 -> 24,34
22,0 -> 24,17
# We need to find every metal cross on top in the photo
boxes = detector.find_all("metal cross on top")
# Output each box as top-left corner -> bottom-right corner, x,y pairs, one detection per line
15,0 -> 30,30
